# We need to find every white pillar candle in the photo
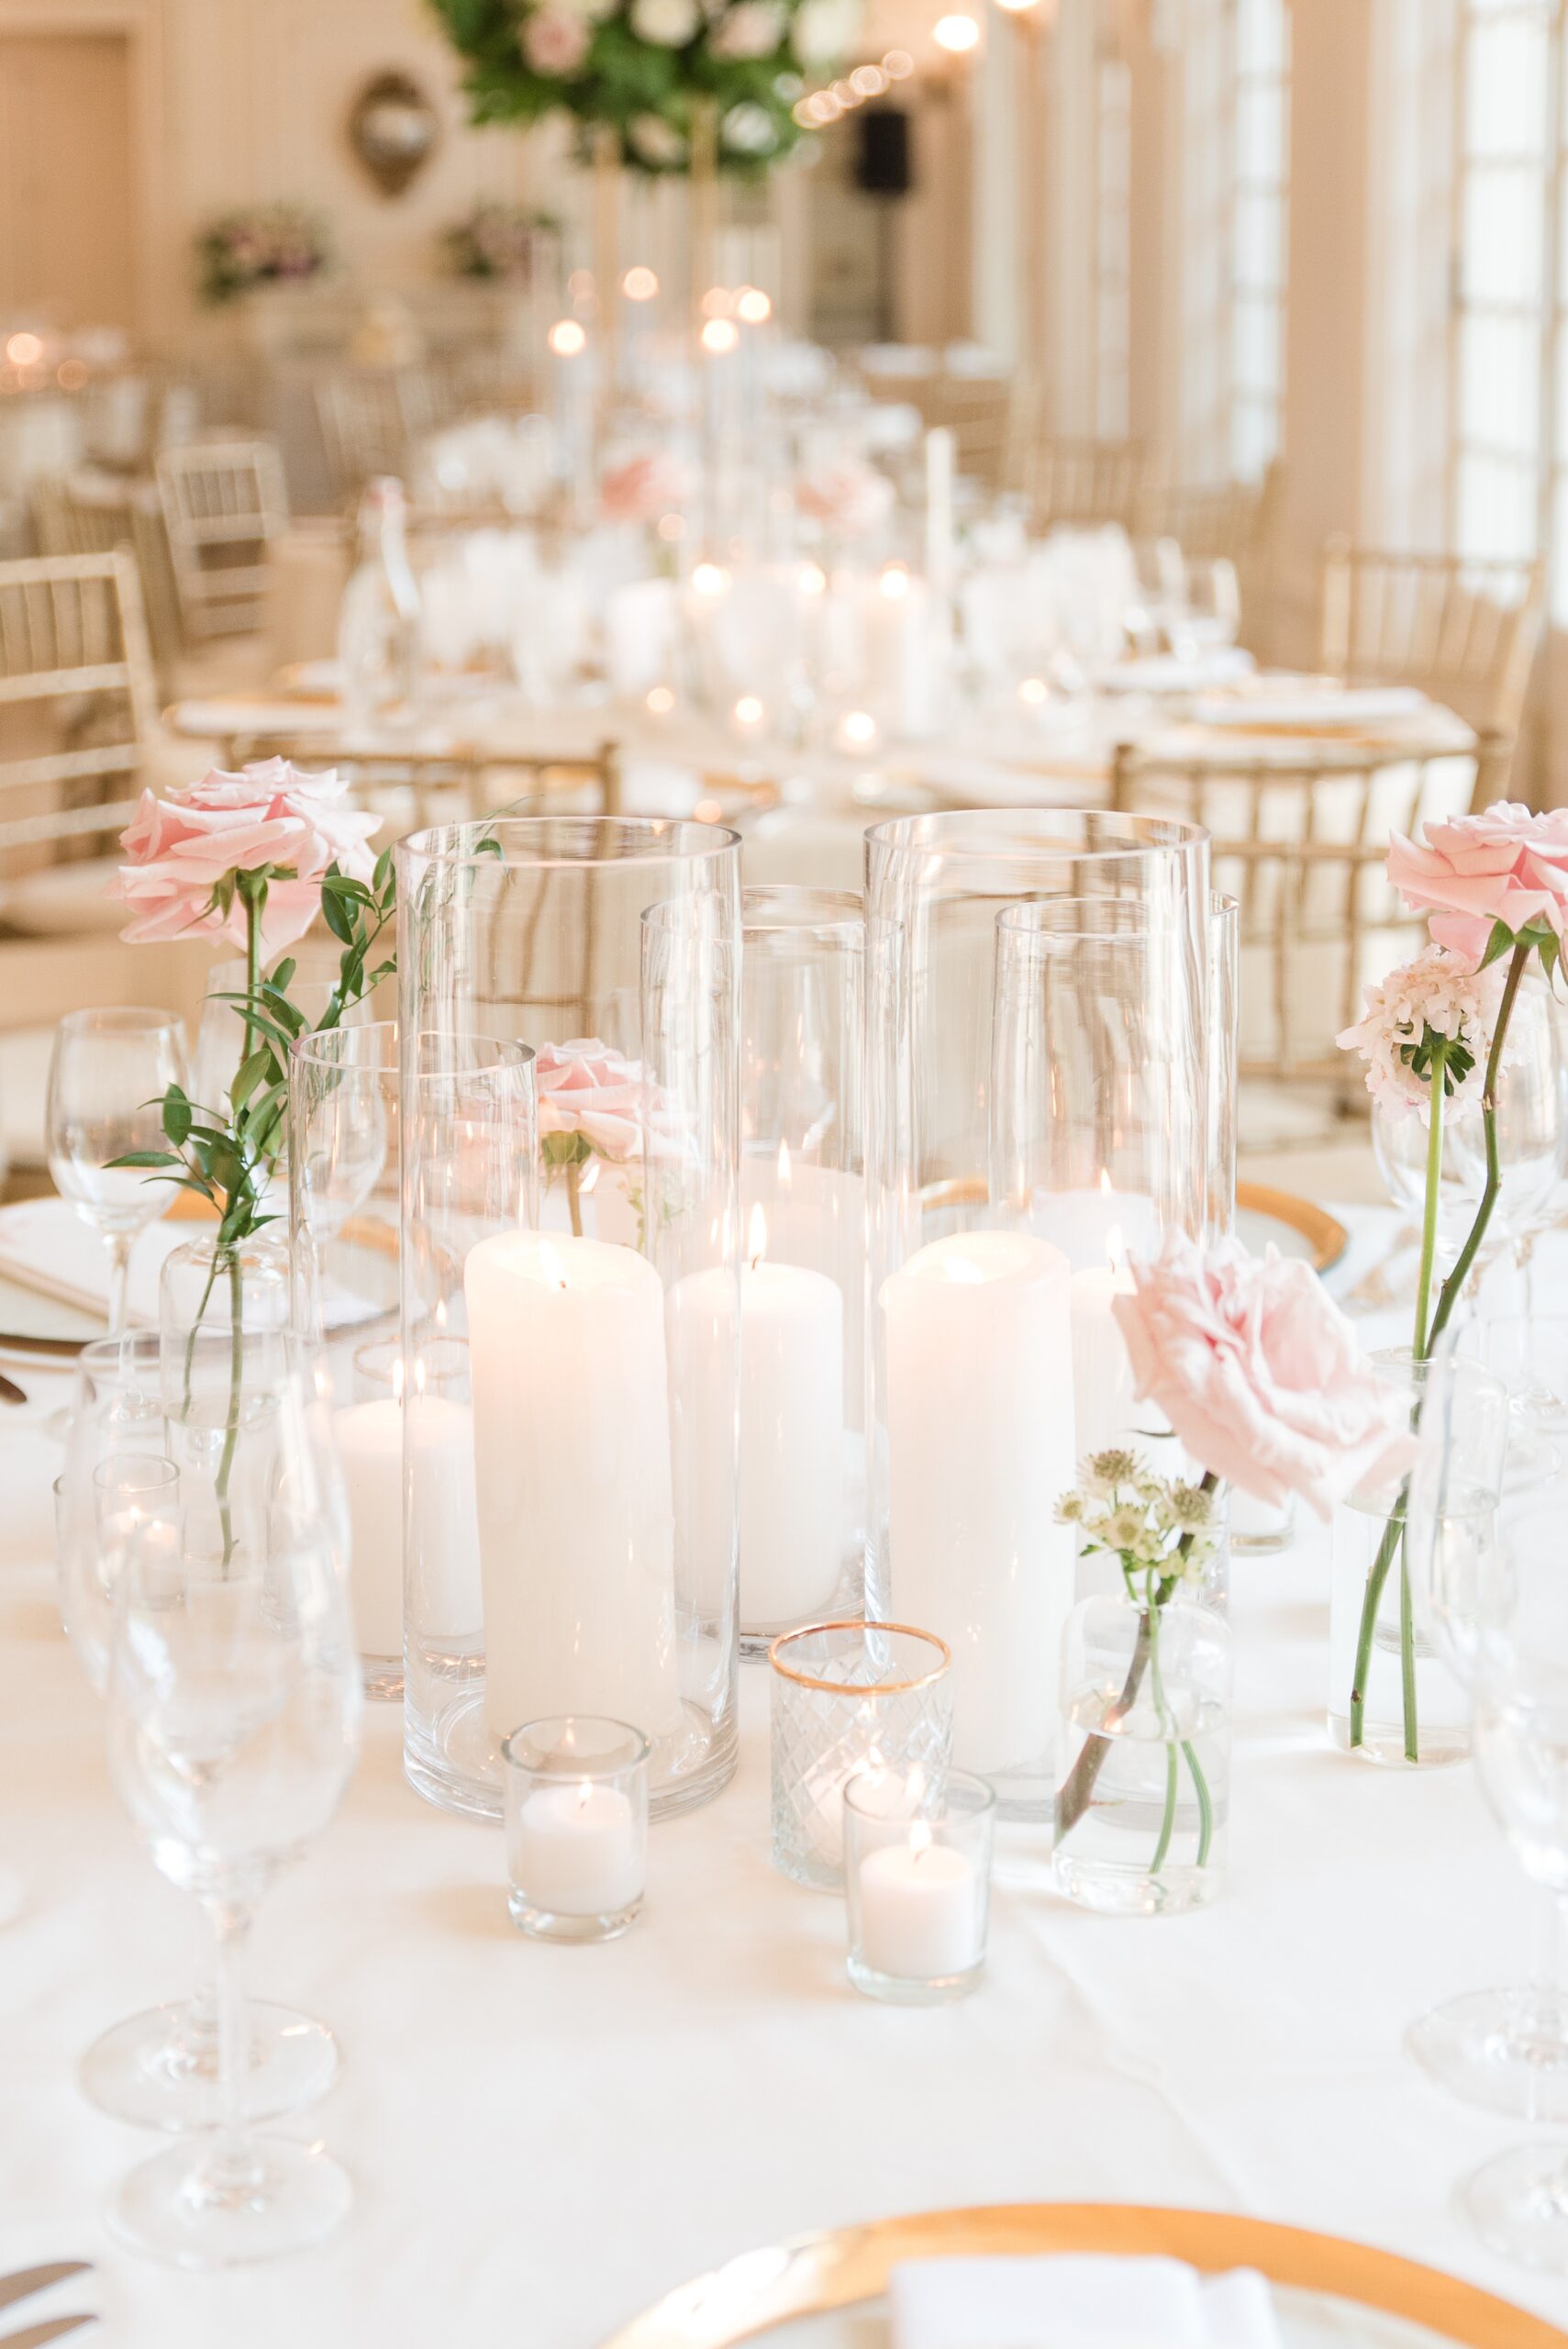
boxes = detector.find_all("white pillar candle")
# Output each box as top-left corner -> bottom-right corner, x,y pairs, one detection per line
334,1398 -> 404,1658
463,1230 -> 680,1742
406,1392 -> 484,1638
1069,1263 -> 1138,1460
667,1221 -> 844,1626
510,1780 -> 642,1916
858,1828 -> 979,1978
924,426 -> 955,604
881,1230 -> 1075,1776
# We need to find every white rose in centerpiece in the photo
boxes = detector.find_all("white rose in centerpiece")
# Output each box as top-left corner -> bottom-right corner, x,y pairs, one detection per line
628,110 -> 687,164
521,7 -> 593,72
794,0 -> 860,60
712,0 -> 784,56
630,0 -> 702,45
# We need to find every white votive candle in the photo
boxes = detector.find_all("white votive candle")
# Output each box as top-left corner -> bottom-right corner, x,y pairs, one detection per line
464,1230 -> 679,1741
858,1830 -> 979,1980
512,1780 -> 643,1917
334,1398 -> 404,1658
881,1230 -> 1075,1776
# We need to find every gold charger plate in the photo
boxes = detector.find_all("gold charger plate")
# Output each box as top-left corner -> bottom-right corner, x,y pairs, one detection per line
598,2203 -> 1568,2349
1236,1181 -> 1348,1275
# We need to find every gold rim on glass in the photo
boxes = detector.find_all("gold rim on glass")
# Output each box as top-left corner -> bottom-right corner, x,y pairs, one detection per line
766,1620 -> 951,1696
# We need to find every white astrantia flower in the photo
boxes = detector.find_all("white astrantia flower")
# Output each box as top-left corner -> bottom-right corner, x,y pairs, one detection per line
1337,942 -> 1506,1123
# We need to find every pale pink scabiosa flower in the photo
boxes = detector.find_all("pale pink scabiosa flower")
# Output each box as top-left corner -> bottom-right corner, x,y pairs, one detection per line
1337,942 -> 1504,1123
111,759 -> 378,955
521,7 -> 592,73
1111,1231 -> 1417,1521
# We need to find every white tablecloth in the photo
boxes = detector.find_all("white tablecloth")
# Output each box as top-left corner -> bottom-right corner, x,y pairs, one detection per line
0,1211 -> 1564,2347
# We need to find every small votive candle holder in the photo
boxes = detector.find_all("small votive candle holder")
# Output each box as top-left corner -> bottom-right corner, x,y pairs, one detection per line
501,1716 -> 650,1943
768,1620 -> 953,1892
844,1767 -> 995,2004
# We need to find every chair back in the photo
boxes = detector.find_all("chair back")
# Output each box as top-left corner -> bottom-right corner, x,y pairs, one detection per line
1015,434 -> 1147,530
0,550 -> 155,854
1112,734 -> 1485,1095
155,437 -> 288,641
1319,540 -> 1546,742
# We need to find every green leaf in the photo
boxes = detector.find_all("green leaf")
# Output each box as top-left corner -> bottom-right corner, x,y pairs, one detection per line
271,957 -> 297,995
107,1150 -> 180,1168
321,885 -> 355,946
163,1084 -> 192,1148
1478,918 -> 1518,970
230,1048 -> 273,1111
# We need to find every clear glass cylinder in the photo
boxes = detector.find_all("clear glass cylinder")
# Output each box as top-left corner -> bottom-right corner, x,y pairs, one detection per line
1207,890 -> 1239,1242
844,1766 -> 995,2004
157,1233 -> 295,1508
396,815 -> 742,1824
769,1619 -> 953,1892
399,1034 -> 536,1820
1054,1590 -> 1231,1915
864,811 -> 1212,1818
290,1021 -> 403,1699
501,1716 -> 650,1943
738,886 -> 865,1650
1329,1349 -> 1506,1767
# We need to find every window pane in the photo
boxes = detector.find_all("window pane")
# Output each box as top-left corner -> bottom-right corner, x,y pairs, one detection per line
1459,311 -> 1541,458
1236,81 -> 1284,184
1236,0 -> 1286,80
1461,164 -> 1544,304
1458,451 -> 1540,562
1466,16 -> 1551,161
1234,295 -> 1280,400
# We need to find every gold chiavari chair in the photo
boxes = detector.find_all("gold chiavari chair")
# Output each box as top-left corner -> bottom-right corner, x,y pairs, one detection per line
1319,540 -> 1546,752
219,732 -> 626,841
1014,434 -> 1148,532
1112,732 -> 1507,1105
155,439 -> 289,643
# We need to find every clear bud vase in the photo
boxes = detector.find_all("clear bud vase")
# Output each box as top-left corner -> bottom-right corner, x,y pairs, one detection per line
157,1231 -> 295,1521
1053,1589 -> 1231,1915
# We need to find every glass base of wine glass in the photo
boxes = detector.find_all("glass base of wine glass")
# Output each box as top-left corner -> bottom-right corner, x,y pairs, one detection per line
1409,1988 -> 1568,2121
109,2135 -> 352,2270
1463,2143 -> 1568,2273
80,1999 -> 337,2132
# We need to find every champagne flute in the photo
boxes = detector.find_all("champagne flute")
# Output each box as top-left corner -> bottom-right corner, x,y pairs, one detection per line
104,1363 -> 361,2266
47,1008 -> 188,1335
61,1334 -> 343,2135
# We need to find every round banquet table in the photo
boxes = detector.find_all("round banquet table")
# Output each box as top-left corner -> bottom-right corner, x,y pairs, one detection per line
0,1206 -> 1564,2347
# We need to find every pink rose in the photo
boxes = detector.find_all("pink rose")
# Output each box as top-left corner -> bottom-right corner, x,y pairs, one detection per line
1387,803 -> 1568,967
1111,1232 -> 1417,1520
112,760 -> 379,955
795,462 -> 895,539
535,1038 -> 684,1163
521,9 -> 592,72
599,452 -> 693,523
711,0 -> 784,57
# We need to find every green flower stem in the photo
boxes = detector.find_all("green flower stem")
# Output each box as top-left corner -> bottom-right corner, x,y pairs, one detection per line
1349,940 -> 1529,1752
1412,1041 -> 1448,1361
1399,1522 -> 1418,1765
1146,1581 -> 1179,1876
566,1161 -> 584,1238
1184,1738 -> 1214,1866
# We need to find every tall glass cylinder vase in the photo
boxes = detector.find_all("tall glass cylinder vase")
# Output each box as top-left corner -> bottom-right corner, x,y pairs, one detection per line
397,816 -> 742,1822
864,810 -> 1212,1818
290,1022 -> 403,1698
399,1035 -> 536,1818
738,887 -> 864,1650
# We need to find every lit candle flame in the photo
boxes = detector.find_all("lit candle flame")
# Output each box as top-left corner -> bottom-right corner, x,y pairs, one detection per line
1106,1223 -> 1126,1275
748,1203 -> 768,1269
538,1238 -> 569,1290
909,1820 -> 934,1862
575,1780 -> 594,1813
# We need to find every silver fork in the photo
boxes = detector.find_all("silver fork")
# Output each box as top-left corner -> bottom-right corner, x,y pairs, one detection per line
0,2265 -> 95,2347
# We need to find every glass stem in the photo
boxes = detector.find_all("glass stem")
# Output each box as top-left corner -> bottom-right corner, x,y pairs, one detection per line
198,1895 -> 256,2197
1531,1890 -> 1568,2032
105,1231 -> 133,1339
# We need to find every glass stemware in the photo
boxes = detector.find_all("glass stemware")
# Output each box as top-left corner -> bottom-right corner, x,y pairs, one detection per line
1407,1353 -> 1568,2141
60,1334 -> 341,2134
46,1008 -> 187,1336
104,1366 -> 361,2267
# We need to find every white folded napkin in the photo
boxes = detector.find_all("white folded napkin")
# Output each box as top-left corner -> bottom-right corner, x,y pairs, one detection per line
889,2254 -> 1284,2349
0,1199 -> 191,1329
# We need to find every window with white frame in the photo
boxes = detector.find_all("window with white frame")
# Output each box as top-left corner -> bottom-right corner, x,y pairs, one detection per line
1451,0 -> 1556,569
1175,0 -> 1290,481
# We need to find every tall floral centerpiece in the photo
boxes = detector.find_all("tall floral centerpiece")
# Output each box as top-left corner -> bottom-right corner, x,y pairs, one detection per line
428,0 -> 855,173
110,763 -> 395,1543
1053,1234 -> 1414,1906
1337,804 -> 1568,1759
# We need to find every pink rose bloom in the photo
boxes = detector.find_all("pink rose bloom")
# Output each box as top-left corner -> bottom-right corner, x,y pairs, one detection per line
535,1038 -> 684,1162
711,0 -> 784,57
1387,802 -> 1568,967
600,452 -> 693,522
795,462 -> 895,540
521,9 -> 592,72
112,760 -> 379,955
1111,1232 -> 1416,1520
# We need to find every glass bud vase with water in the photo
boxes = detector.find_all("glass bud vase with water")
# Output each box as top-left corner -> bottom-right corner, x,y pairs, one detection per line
339,475 -> 423,729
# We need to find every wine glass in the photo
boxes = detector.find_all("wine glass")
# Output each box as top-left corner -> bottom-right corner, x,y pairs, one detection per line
60,1334 -> 342,2134
104,1364 -> 361,2266
1407,1348 -> 1568,2135
47,1008 -> 187,1335
1461,1483 -> 1568,2267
